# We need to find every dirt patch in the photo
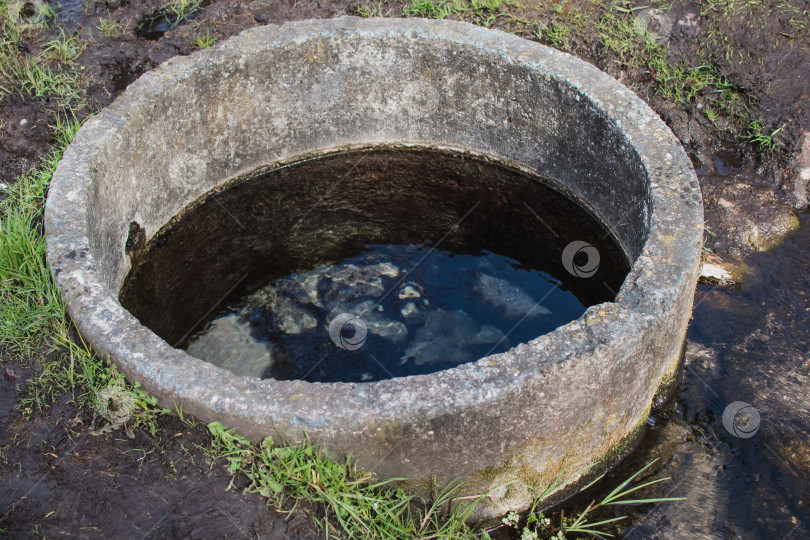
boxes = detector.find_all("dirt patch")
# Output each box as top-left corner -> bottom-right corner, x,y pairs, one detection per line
655,0 -> 810,259
0,92 -> 53,184
698,145 -> 802,259
0,362 -> 322,538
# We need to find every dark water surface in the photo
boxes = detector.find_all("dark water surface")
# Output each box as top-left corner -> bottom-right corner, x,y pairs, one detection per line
186,243 -> 603,382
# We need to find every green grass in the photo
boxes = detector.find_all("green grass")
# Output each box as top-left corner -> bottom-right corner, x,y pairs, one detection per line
192,28 -> 217,48
534,2 -> 586,51
206,422 -> 488,539
598,9 -> 662,67
205,420 -> 686,539
501,459 -> 684,538
403,0 -> 514,26
97,17 -> 123,38
704,105 -> 719,127
0,195 -> 61,355
159,0 -> 205,27
404,0 -> 456,19
355,3 -> 383,17
652,60 -> 716,103
0,1 -> 86,102
592,3 -> 759,141
10,55 -> 83,99
538,22 -> 571,50
0,114 -> 79,359
41,29 -> 84,64
747,118 -> 784,154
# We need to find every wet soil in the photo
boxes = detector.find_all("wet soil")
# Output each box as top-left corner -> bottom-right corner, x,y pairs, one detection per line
1,0 -> 809,537
0,93 -> 52,185
0,360 -> 323,538
492,214 -> 810,539
601,212 -> 810,538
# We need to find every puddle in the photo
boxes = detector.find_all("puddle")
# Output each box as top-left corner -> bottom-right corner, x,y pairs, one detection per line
712,150 -> 744,176
50,0 -> 85,28
693,147 -> 746,178
136,3 -> 209,40
119,147 -> 629,381
136,15 -> 176,41
492,213 -> 810,538
618,212 -> 810,537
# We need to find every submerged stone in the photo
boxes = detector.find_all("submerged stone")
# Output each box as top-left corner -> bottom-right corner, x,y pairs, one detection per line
402,309 -> 506,366
185,243 -> 596,381
474,274 -> 551,319
186,314 -> 273,378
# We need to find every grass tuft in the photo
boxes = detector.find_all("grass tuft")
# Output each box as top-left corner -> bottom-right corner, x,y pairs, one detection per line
355,3 -> 383,17
206,422 -> 490,539
0,2 -> 86,103
192,27 -> 217,48
747,118 -> 784,154
11,55 -> 82,98
404,0 -> 455,19
41,29 -> 85,64
97,17 -> 123,38
404,0 -> 513,26
159,0 -> 205,27
0,116 -> 78,359
504,459 -> 684,538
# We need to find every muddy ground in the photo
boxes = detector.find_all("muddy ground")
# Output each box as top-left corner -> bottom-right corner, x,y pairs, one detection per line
1,0 -> 809,537
0,377 -> 322,538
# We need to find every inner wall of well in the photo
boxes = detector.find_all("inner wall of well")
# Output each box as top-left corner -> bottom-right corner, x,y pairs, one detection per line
118,147 -> 631,346
87,33 -> 652,297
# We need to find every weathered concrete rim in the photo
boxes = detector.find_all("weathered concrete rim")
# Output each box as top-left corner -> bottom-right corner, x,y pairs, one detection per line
45,16 -> 703,517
